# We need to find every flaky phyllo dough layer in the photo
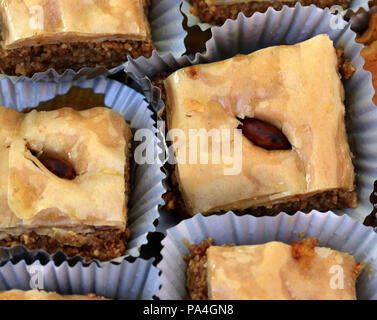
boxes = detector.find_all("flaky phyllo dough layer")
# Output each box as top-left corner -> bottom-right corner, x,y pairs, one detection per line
0,106 -> 132,260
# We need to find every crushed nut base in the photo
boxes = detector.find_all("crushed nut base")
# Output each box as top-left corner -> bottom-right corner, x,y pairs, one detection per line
191,0 -> 350,25
185,238 -> 213,300
0,228 -> 130,262
0,40 -> 154,77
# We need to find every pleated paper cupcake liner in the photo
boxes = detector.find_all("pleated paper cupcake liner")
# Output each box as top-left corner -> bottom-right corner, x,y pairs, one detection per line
0,0 -> 187,82
126,4 -> 376,224
157,211 -> 377,300
182,0 -> 367,31
150,0 -> 187,57
0,258 -> 159,300
0,72 -> 166,265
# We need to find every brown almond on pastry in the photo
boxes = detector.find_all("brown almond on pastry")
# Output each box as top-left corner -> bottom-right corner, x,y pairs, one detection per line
238,118 -> 291,150
37,153 -> 76,180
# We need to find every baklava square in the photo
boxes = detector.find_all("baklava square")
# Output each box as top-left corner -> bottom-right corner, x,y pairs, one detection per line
0,106 -> 132,261
164,34 -> 356,216
0,0 -> 154,76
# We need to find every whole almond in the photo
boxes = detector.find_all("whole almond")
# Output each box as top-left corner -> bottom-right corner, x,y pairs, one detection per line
238,118 -> 291,150
37,153 -> 76,180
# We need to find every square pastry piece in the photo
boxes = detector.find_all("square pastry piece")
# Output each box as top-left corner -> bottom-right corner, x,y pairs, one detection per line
191,0 -> 351,25
0,106 -> 132,261
186,238 -> 363,300
0,0 -> 153,76
165,34 -> 356,217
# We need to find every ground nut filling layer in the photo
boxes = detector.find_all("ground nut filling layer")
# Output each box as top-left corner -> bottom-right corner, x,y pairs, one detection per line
185,237 -> 213,300
237,189 -> 357,217
190,0 -> 350,25
0,40 -> 154,77
0,228 -> 130,261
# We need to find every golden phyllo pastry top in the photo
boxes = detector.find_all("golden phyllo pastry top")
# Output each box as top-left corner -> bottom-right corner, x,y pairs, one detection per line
0,0 -> 150,49
165,34 -> 355,215
0,106 -> 132,231
207,239 -> 363,300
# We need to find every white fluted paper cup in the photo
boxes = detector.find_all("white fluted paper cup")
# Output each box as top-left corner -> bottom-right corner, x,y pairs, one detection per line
127,3 -> 376,224
157,211 -> 377,300
0,258 -> 159,300
0,72 -> 166,265
150,0 -> 187,57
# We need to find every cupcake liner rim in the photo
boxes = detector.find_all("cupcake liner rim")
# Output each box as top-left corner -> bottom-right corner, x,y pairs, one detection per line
0,257 -> 160,300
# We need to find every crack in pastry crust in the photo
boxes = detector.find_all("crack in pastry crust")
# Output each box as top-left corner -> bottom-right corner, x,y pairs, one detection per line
190,0 -> 350,25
